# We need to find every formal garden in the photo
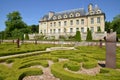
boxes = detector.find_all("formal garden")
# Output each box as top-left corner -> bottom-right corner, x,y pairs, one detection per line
0,42 -> 120,80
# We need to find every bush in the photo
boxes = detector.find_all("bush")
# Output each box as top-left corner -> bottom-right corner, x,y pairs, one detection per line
64,61 -> 80,71
25,34 -> 29,40
6,59 -> 14,63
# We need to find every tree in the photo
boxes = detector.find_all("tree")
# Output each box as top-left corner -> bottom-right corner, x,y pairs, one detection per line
86,28 -> 92,41
112,18 -> 120,34
28,25 -> 39,33
105,21 -> 112,32
5,11 -> 27,38
75,31 -> 81,42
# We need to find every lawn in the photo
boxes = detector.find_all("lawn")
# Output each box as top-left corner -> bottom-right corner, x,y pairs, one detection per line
0,42 -> 56,56
0,43 -> 120,80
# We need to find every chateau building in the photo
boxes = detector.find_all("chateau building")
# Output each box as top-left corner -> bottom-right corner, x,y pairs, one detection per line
39,3 -> 106,40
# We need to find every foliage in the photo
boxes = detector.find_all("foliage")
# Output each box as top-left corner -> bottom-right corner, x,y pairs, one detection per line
86,28 -> 92,41
97,27 -> 101,32
75,31 -> 81,42
83,61 -> 97,69
28,25 -> 39,33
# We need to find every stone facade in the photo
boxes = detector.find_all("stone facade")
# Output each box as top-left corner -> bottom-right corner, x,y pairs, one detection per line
39,3 -> 105,40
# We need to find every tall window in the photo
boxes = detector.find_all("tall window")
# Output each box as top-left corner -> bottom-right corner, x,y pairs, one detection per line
76,28 -> 79,31
58,29 -> 61,33
70,28 -> 73,33
50,23 -> 52,27
44,30 -> 46,34
91,27 -> 94,32
54,29 -> 56,33
58,22 -> 61,26
70,20 -> 73,25
91,18 -> 94,24
64,21 -> 67,26
81,19 -> 84,25
54,22 -> 56,27
97,17 -> 100,23
81,27 -> 84,33
76,20 -> 79,25
50,29 -> 52,33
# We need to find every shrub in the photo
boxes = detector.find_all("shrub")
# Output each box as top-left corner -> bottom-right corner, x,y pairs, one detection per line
25,34 -> 29,40
6,59 -> 14,63
64,61 -> 80,71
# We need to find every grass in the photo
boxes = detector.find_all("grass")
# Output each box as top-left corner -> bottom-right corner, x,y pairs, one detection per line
0,42 -> 56,56
0,43 -> 120,80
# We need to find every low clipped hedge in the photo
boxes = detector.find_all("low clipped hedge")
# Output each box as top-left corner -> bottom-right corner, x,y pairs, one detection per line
51,61 -> 92,80
116,62 -> 120,68
83,61 -> 97,69
100,68 -> 109,73
18,68 -> 43,80
19,60 -> 48,69
64,61 -> 80,71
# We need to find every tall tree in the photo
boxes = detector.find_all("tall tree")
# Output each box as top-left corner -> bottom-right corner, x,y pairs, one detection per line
111,14 -> 120,34
28,25 -> 39,33
5,11 -> 27,38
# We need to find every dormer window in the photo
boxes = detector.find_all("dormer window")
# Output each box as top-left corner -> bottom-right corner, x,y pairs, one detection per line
63,14 -> 67,18
69,13 -> 74,17
44,17 -> 47,20
97,10 -> 101,14
53,16 -> 57,20
58,15 -> 62,19
76,13 -> 80,17
90,11 -> 94,15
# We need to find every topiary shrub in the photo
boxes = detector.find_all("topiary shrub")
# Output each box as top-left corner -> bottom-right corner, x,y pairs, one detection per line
64,61 -> 80,71
75,31 -> 81,42
6,59 -> 14,63
86,28 -> 92,41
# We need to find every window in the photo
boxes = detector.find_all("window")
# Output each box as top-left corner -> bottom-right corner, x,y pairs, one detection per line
91,27 -> 94,32
76,28 -> 79,31
76,13 -> 80,17
64,28 -> 66,33
81,19 -> 84,25
76,20 -> 79,25
44,30 -> 46,33
53,16 -> 57,20
58,22 -> 61,26
91,18 -> 94,24
70,20 -> 73,25
69,13 -> 74,17
50,23 -> 52,27
54,22 -> 56,27
70,28 -> 73,33
97,17 -> 100,23
81,27 -> 84,33
58,29 -> 61,33
58,15 -> 62,19
50,29 -> 52,33
64,21 -> 67,26
54,29 -> 56,33
64,14 -> 67,18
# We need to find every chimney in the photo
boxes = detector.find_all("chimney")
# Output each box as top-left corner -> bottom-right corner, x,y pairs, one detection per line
49,11 -> 54,19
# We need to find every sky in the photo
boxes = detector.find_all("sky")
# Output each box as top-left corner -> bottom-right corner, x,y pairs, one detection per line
0,0 -> 120,31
